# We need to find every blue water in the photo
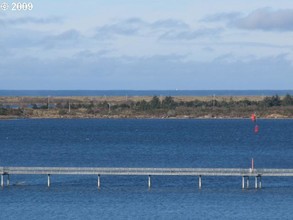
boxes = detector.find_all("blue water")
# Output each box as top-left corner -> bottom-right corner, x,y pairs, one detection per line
0,90 -> 293,96
1,119 -> 293,219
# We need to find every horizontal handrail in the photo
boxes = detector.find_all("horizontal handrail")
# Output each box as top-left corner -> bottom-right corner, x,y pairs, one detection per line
1,167 -> 293,176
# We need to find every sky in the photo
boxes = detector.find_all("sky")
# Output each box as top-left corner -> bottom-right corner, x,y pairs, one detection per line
0,0 -> 293,90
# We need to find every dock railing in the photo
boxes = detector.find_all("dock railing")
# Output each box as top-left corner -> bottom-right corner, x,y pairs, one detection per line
1,166 -> 293,188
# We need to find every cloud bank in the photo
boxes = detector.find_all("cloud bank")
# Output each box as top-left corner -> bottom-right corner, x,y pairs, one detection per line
95,18 -> 220,40
1,53 -> 292,90
203,8 -> 293,31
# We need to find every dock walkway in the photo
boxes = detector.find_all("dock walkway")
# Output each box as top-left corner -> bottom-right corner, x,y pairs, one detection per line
1,167 -> 293,189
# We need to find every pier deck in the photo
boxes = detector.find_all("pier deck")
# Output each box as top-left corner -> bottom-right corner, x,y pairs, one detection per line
2,167 -> 293,176
1,167 -> 293,189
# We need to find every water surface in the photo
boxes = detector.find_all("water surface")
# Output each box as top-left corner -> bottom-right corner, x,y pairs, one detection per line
0,119 -> 293,219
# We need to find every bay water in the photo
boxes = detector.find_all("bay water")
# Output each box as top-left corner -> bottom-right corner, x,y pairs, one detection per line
1,119 -> 293,219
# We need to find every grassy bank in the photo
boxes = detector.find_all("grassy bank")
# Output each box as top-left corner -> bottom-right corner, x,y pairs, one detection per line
1,95 -> 293,119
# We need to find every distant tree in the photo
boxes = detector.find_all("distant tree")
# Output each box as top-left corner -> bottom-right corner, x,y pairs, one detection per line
0,108 -> 7,115
240,99 -> 252,106
58,109 -> 67,115
136,100 -> 150,110
40,105 -> 48,109
56,102 -> 63,109
97,101 -> 109,108
282,94 -> 293,106
119,103 -> 130,109
64,101 -> 70,109
31,104 -> 38,109
162,96 -> 176,109
150,96 -> 161,109
89,101 -> 94,108
262,95 -> 281,107
272,95 -> 281,106
185,101 -> 195,107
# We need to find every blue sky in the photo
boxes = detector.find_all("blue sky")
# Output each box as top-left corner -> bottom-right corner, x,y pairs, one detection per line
1,0 -> 293,90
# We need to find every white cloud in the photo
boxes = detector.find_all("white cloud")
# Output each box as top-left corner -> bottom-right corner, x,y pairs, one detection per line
158,27 -> 223,40
94,17 -> 219,41
201,12 -> 242,23
235,8 -> 293,31
203,8 -> 293,31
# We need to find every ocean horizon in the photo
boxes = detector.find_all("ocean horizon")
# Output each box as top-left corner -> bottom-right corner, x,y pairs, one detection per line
0,90 -> 292,97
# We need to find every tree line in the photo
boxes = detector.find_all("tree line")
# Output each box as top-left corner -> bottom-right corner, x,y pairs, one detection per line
1,94 -> 293,116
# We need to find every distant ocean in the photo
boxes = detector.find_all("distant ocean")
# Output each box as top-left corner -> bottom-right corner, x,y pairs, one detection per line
0,90 -> 292,97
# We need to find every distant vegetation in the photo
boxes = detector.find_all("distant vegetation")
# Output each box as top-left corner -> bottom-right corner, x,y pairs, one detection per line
1,94 -> 293,118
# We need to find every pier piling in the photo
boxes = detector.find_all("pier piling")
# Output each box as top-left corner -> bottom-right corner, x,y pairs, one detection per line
148,175 -> 151,189
1,174 -> 3,187
246,177 -> 249,188
7,175 -> 10,186
98,174 -> 100,189
259,176 -> 262,189
47,174 -> 51,187
199,175 -> 202,189
242,176 -> 245,189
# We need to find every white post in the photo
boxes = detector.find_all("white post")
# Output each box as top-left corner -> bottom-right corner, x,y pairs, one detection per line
242,176 -> 245,189
7,175 -> 10,186
246,177 -> 249,188
259,176 -> 262,189
199,175 -> 202,189
148,175 -> 151,189
1,175 -> 3,187
47,174 -> 51,187
98,175 -> 100,189
255,176 -> 258,189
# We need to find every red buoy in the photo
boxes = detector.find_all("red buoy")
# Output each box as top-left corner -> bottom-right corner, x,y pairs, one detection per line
251,113 -> 256,122
254,125 -> 259,133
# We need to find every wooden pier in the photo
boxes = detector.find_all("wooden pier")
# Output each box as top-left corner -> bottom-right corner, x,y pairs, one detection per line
1,167 -> 293,189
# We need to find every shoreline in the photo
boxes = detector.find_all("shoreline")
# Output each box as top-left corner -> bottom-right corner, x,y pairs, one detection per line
1,95 -> 293,120
1,115 -> 292,120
